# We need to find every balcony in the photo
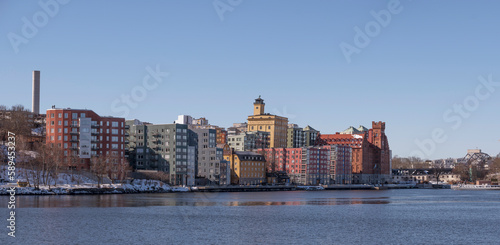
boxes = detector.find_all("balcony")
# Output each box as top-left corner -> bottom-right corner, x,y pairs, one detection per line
91,124 -> 100,128
70,124 -> 79,128
70,139 -> 79,142
125,132 -> 129,136
91,139 -> 100,143
91,146 -> 100,150
70,146 -> 79,150
70,131 -> 79,135
125,125 -> 130,129
125,140 -> 129,144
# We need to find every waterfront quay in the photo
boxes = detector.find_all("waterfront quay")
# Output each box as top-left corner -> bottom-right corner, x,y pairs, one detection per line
193,184 -> 402,192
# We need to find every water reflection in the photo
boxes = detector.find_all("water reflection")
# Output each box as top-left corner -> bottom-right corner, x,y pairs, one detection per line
226,199 -> 389,206
14,194 -> 391,208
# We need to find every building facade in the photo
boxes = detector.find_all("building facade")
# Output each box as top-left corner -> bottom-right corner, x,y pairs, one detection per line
175,115 -> 227,145
287,124 -> 304,148
190,128 -> 221,184
287,124 -> 319,148
247,97 -> 288,148
318,121 -> 391,184
323,145 -> 352,184
224,150 -> 266,185
125,120 -> 197,186
227,131 -> 270,151
45,108 -> 125,175
227,122 -> 248,136
258,146 -> 338,185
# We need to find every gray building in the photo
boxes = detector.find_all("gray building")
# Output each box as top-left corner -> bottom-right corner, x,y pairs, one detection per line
287,124 -> 319,148
227,131 -> 270,151
189,127 -> 221,184
287,124 -> 304,148
217,146 -> 231,186
125,120 -> 198,186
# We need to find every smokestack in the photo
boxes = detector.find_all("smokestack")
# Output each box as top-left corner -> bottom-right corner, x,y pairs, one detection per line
32,70 -> 40,115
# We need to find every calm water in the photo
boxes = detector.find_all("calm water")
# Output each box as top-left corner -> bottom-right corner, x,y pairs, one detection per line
1,189 -> 500,244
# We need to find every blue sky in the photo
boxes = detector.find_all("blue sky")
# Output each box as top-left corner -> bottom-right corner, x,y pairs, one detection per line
1,0 -> 499,159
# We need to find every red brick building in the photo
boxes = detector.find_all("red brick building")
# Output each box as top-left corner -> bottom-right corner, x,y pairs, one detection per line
318,121 -> 391,184
45,108 -> 126,175
321,145 -> 352,184
257,146 -> 342,185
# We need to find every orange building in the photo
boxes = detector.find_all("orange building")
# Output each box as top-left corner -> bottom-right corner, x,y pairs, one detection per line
224,149 -> 266,185
247,97 -> 288,148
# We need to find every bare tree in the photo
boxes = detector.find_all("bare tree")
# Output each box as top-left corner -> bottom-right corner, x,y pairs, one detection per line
392,156 -> 428,169
489,157 -> 500,175
453,164 -> 470,183
0,105 -> 34,141
45,144 -> 63,188
20,142 -> 63,189
90,155 -> 111,188
115,158 -> 131,183
68,153 -> 83,184
431,163 -> 447,184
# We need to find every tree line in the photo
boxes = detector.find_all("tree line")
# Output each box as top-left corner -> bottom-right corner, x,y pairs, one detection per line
392,155 -> 500,183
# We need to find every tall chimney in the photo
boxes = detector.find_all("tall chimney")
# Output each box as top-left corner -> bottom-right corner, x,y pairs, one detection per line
32,70 -> 40,114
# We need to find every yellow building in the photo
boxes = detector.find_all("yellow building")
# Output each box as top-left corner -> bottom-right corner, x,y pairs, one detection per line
224,149 -> 266,185
247,96 -> 288,148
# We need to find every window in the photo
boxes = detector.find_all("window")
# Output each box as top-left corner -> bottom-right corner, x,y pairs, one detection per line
58,136 -> 61,140
112,129 -> 118,134
72,113 -> 78,119
112,136 -> 119,142
112,122 -> 118,127
51,128 -> 54,133
64,135 -> 68,141
81,113 -> 85,118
